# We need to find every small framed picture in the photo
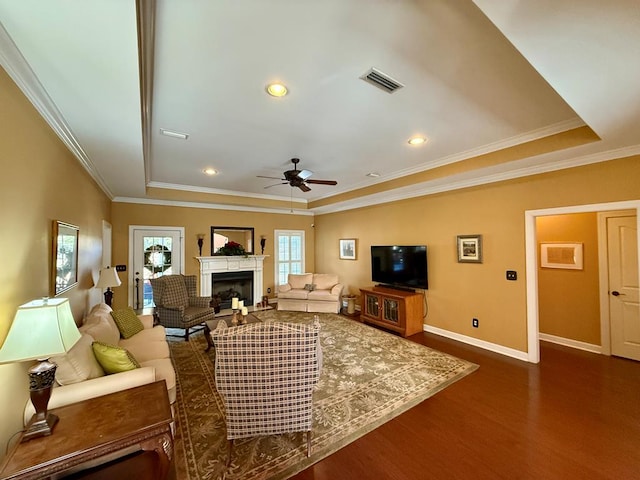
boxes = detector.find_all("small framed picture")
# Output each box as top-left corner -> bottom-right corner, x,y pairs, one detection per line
339,238 -> 357,260
540,243 -> 583,270
457,234 -> 482,263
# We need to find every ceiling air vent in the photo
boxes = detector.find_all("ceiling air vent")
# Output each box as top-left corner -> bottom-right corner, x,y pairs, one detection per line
360,67 -> 404,94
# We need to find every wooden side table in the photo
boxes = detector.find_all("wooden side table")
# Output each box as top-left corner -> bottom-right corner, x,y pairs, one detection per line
0,381 -> 174,480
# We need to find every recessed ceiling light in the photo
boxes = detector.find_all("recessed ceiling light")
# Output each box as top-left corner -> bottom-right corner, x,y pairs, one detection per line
408,136 -> 427,146
160,128 -> 189,140
203,168 -> 218,176
366,172 -> 381,178
266,83 -> 288,97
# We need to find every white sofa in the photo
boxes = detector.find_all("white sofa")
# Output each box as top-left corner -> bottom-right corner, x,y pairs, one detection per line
277,273 -> 343,313
24,303 -> 176,424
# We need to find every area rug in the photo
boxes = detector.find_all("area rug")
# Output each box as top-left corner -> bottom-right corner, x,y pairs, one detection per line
169,311 -> 478,480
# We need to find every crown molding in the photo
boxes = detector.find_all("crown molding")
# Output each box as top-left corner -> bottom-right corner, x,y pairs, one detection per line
113,196 -> 314,216
310,118 -> 587,202
311,144 -> 640,215
0,22 -> 114,199
146,181 -> 308,205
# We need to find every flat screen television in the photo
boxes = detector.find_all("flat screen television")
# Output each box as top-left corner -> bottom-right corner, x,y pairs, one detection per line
371,245 -> 428,290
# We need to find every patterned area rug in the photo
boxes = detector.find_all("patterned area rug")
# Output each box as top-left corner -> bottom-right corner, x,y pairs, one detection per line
169,311 -> 478,480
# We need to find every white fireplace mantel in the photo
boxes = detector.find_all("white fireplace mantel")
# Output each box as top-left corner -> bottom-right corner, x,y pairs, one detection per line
196,256 -> 266,305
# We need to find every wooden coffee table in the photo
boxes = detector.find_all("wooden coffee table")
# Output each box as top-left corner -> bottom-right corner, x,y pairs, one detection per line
203,313 -> 262,351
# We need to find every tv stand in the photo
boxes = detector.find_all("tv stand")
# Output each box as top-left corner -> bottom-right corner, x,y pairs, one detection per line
360,286 -> 423,337
375,284 -> 415,293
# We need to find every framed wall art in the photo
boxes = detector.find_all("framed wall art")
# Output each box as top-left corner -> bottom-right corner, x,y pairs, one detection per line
52,221 -> 79,296
339,238 -> 357,260
540,242 -> 583,270
457,234 -> 483,263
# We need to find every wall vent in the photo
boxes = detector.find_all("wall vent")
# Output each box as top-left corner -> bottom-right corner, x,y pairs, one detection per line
360,67 -> 404,93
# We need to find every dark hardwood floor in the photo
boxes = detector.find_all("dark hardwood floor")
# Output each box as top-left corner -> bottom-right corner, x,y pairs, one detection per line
293,329 -> 640,480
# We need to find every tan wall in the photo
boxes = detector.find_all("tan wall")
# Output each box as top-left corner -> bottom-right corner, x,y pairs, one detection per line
110,203 -> 315,309
314,155 -> 640,352
0,68 -> 111,456
536,213 -> 600,345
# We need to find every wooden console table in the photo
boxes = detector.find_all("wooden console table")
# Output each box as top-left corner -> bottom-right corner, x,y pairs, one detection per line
0,381 -> 174,480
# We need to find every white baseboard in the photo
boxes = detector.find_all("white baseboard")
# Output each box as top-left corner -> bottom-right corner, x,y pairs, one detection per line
423,325 -> 530,362
538,333 -> 602,354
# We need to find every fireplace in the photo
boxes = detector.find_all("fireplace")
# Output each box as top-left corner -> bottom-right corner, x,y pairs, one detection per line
196,256 -> 266,309
212,271 -> 253,310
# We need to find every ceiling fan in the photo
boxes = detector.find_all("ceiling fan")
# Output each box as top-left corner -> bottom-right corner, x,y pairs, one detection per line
258,158 -> 338,192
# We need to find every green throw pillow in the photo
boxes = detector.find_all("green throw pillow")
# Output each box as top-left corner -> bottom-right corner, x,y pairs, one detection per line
110,307 -> 144,339
92,341 -> 140,374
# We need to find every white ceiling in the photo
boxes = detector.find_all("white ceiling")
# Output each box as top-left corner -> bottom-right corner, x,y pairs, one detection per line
1,1 -> 639,212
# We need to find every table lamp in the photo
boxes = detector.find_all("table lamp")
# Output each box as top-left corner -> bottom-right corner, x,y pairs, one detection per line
0,298 -> 81,441
95,266 -> 121,307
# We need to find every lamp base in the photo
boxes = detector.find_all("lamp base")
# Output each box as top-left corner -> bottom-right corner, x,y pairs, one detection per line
23,359 -> 58,442
23,412 -> 59,442
103,288 -> 114,307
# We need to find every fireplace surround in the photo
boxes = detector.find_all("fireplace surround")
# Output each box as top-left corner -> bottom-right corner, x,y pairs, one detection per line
196,256 -> 266,308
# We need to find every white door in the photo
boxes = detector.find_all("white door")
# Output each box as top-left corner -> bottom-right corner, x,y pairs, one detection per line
608,215 -> 640,361
130,227 -> 184,309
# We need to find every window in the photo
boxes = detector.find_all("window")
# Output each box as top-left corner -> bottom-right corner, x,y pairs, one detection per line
275,230 -> 305,287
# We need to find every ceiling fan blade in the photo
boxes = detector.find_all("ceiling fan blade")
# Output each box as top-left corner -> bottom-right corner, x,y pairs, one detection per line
306,179 -> 338,186
264,182 -> 288,189
257,175 -> 285,180
297,169 -> 313,181
298,183 -> 312,192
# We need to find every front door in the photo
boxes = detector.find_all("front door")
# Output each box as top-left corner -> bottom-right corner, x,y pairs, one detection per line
130,227 -> 184,309
608,215 -> 640,361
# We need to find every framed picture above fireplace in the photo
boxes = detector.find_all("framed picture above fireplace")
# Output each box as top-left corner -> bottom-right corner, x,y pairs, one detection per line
211,226 -> 254,255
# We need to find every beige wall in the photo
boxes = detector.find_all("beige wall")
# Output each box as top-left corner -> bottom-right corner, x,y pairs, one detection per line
314,156 -> 640,352
110,203 -> 315,309
536,213 -> 600,345
0,68 -> 111,455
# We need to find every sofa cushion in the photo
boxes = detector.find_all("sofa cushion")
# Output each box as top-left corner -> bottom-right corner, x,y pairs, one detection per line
51,333 -> 105,385
92,342 -> 140,374
121,337 -> 170,363
80,308 -> 120,346
313,274 -> 338,290
308,290 -> 340,302
139,358 -> 177,404
288,273 -> 313,290
278,289 -> 309,300
110,307 -> 145,339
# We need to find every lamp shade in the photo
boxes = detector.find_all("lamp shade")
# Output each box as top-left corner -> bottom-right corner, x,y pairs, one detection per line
95,266 -> 121,289
0,298 -> 81,364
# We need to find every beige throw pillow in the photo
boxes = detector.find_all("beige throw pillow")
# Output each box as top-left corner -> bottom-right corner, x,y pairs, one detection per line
51,333 -> 105,385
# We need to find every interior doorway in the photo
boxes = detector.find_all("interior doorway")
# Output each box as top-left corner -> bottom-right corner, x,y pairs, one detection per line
599,211 -> 640,361
525,200 -> 640,363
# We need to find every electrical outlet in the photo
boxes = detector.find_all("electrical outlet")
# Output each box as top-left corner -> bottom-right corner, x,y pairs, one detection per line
115,264 -> 127,272
506,270 -> 517,281
472,318 -> 479,328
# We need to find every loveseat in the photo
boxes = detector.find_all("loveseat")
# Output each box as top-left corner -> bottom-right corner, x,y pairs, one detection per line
23,303 -> 176,424
277,273 -> 343,313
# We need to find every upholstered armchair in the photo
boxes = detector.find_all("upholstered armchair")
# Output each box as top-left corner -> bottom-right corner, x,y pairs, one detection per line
211,320 -> 322,465
149,274 -> 215,340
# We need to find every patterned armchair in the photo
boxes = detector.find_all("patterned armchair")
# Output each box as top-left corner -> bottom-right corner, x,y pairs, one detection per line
211,320 -> 322,466
149,274 -> 215,340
